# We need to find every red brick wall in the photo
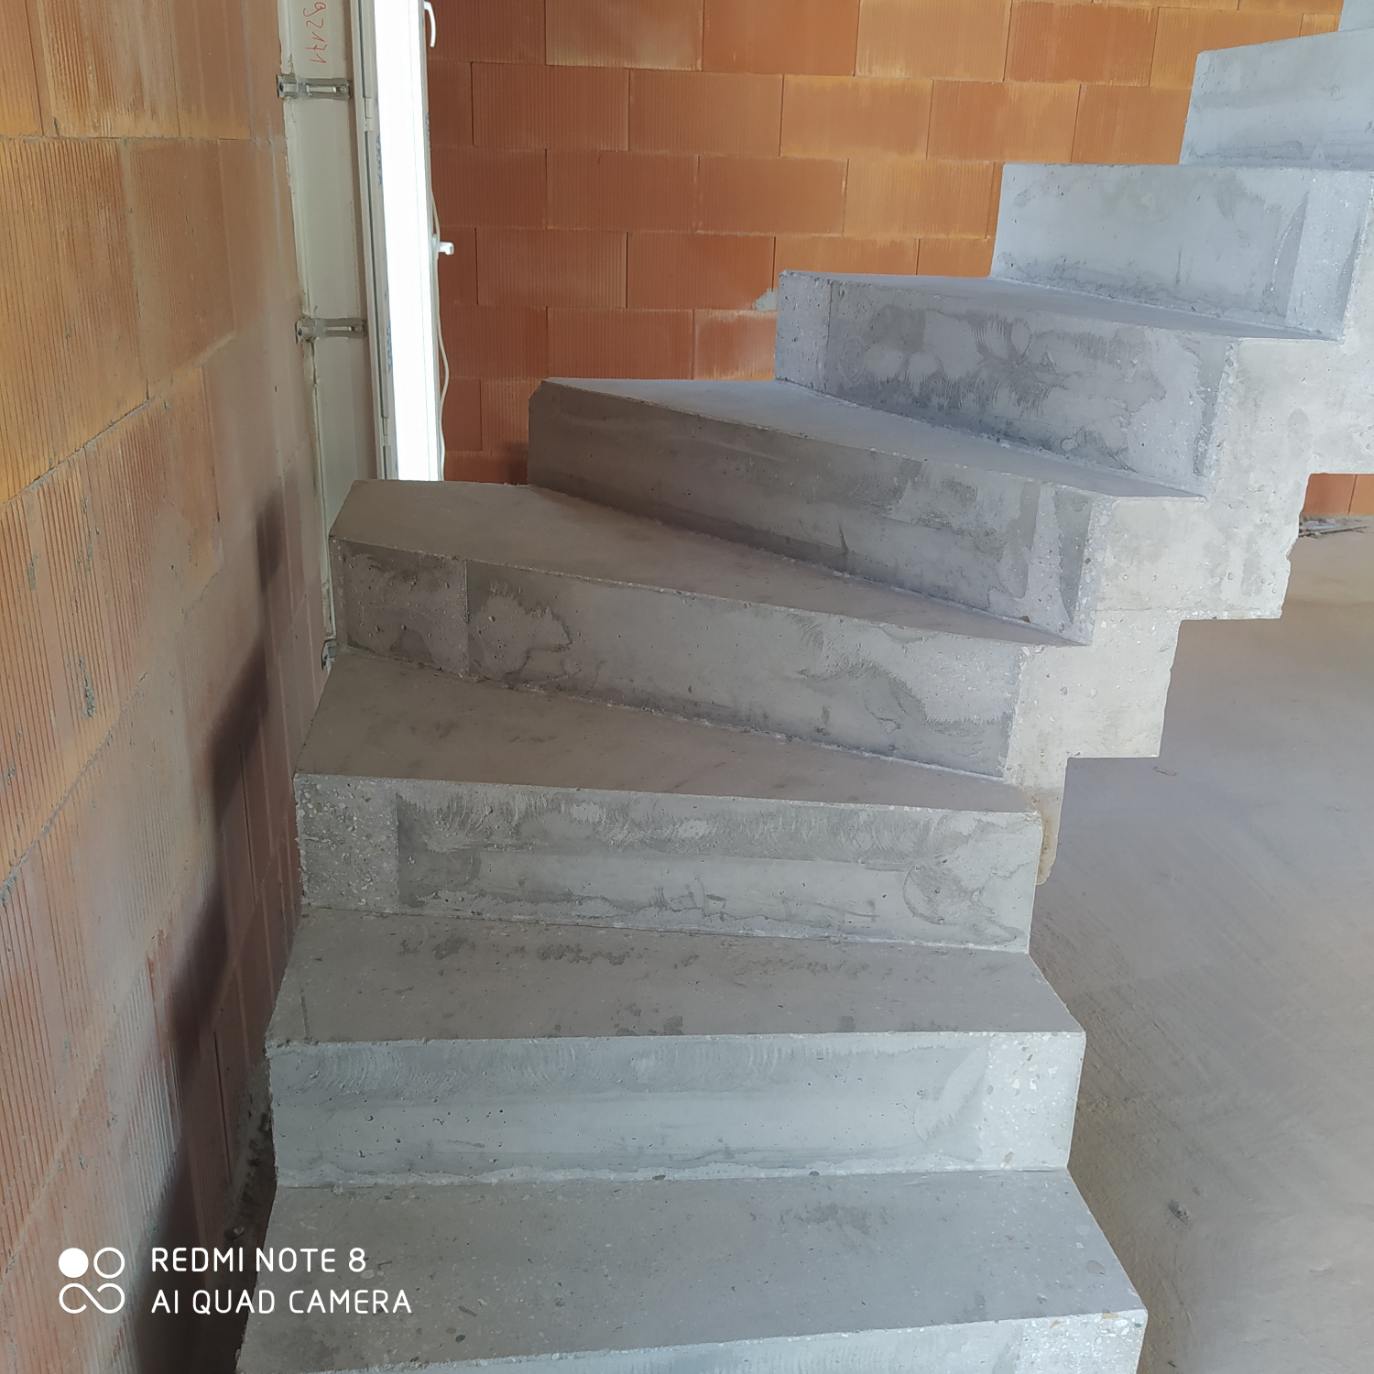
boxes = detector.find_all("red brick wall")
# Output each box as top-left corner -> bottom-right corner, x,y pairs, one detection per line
428,0 -> 1343,483
1305,474 -> 1374,515
0,1 -> 321,1370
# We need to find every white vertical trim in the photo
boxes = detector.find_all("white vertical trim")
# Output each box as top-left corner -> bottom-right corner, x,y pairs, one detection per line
278,0 -> 378,624
356,0 -> 442,482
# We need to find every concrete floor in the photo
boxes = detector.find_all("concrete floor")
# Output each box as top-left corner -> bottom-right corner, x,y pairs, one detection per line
1033,528 -> 1374,1374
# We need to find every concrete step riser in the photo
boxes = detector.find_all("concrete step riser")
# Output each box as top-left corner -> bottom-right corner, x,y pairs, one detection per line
334,537 -> 1039,774
335,1323 -> 1142,1374
245,1318 -> 1145,1374
1182,29 -> 1374,170
995,164 -> 1373,335
240,1171 -> 1145,1374
379,1322 -> 1139,1374
777,274 -> 1241,490
295,774 -> 1042,950
271,1028 -> 1082,1185
530,383 -> 1113,639
269,913 -> 1084,1187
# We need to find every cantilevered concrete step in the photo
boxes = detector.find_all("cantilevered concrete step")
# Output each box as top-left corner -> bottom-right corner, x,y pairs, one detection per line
271,909 -> 1083,1185
298,651 -> 1042,949
1183,27 -> 1374,170
332,479 -> 1072,773
1344,0 -> 1374,29
778,271 -> 1316,490
995,163 -> 1373,334
238,1171 -> 1146,1374
530,378 -> 1195,638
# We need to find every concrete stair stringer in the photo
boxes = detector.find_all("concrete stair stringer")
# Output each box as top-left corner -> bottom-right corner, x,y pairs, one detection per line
764,237 -> 1374,860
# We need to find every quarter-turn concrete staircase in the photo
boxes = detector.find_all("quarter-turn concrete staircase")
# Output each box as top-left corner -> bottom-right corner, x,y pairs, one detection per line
241,17 -> 1374,1373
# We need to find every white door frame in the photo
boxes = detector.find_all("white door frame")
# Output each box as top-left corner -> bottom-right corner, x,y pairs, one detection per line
278,0 -> 378,618
276,0 -> 443,629
351,0 -> 444,483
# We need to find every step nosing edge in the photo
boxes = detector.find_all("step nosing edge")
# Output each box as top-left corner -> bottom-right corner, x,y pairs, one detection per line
270,1026 -> 1081,1051
811,273 -> 1333,339
295,764 -> 1034,815
336,541 -> 1071,646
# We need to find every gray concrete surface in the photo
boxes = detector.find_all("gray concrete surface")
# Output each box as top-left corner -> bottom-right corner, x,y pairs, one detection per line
333,480 -> 1064,772
762,155 -> 1374,855
238,1171 -> 1144,1374
1341,0 -> 1374,29
330,483 -> 1199,867
296,652 -> 1044,948
995,164 -> 1373,334
269,910 -> 1084,1184
530,378 -> 1194,639
1033,529 -> 1374,1374
1183,28 -> 1374,170
775,272 -> 1308,490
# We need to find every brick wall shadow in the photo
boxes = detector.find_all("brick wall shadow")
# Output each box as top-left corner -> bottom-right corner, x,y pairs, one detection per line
127,493 -> 293,1374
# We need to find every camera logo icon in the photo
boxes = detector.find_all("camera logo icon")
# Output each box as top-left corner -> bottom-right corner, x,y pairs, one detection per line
58,1247 -> 127,1315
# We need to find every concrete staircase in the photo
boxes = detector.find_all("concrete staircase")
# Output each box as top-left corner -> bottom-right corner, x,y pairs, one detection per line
240,20 -> 1373,1374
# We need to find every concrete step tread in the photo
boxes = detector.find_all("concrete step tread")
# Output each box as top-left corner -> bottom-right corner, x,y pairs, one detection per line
995,161 -> 1373,335
334,479 -> 1067,646
1009,160 -> 1374,187
1182,28 -> 1374,172
273,908 -> 1080,1045
300,651 -> 1035,816
540,377 -> 1198,501
789,270 -> 1324,339
239,1170 -> 1143,1373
